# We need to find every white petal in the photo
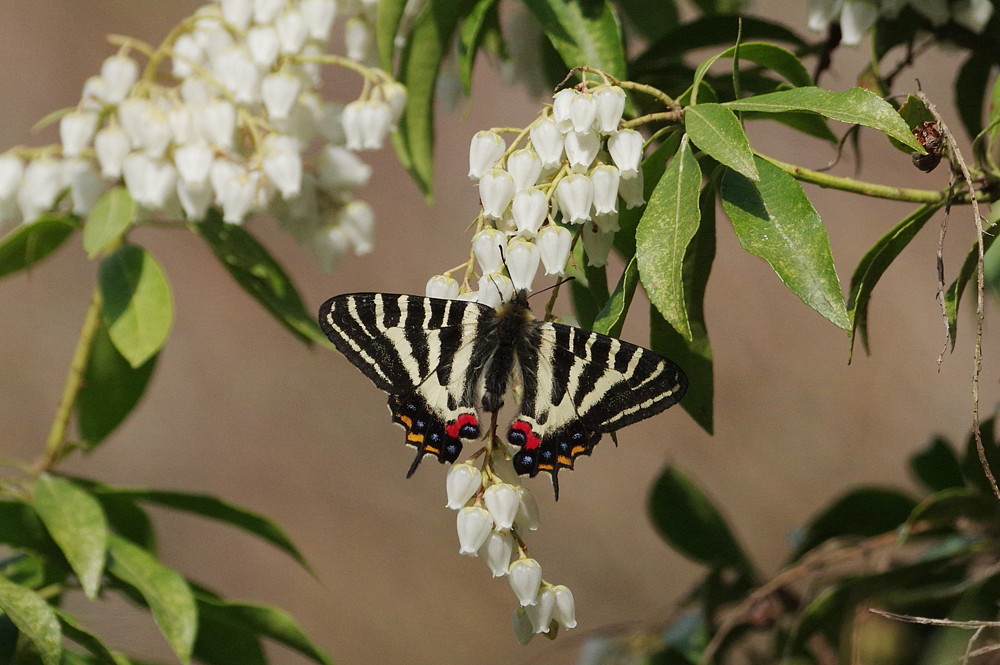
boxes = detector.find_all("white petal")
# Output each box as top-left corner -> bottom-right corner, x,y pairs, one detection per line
505,238 -> 540,292
618,171 -> 645,209
483,483 -> 520,531
317,145 -> 371,191
590,164 -> 620,214
839,0 -> 877,45
483,531 -> 514,577
456,506 -> 492,556
527,587 -> 556,633
582,220 -> 615,267
445,462 -> 481,509
511,189 -> 548,237
473,228 -> 505,274
275,9 -> 309,54
479,168 -> 515,219
59,112 -> 98,159
552,585 -> 577,628
554,173 -> 593,223
100,55 -> 138,104
529,118 -> 565,169
506,149 -> 542,191
607,129 -> 644,176
515,486 -> 540,531
469,130 -> 506,180
477,272 -> 513,308
563,131 -> 600,171
551,88 -> 577,132
0,154 -> 24,201
569,92 -> 598,134
508,558 -> 543,606
594,85 -> 626,134
536,225 -> 572,275
262,72 -> 303,121
807,0 -> 844,31
173,143 -> 214,186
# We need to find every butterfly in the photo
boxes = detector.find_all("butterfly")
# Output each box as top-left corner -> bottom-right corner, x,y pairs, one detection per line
318,289 -> 687,498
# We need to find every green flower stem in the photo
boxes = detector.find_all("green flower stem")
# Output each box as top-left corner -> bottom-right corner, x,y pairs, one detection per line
758,153 -> 978,204
39,286 -> 103,472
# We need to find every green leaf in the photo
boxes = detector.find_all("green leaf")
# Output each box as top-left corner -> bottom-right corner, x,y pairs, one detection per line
592,254 -> 638,337
376,0 -> 408,71
887,94 -> 935,153
745,110 -> 837,143
684,105 -> 757,180
649,465 -> 749,571
944,216 -> 1000,349
721,157 -> 849,330
57,610 -> 119,665
0,214 -> 78,280
522,0 -> 626,78
394,0 -> 473,198
689,43 -> 812,104
615,0 -> 677,42
194,594 -> 332,665
193,598 -> 266,665
791,487 -> 917,561
0,500 -> 60,557
725,87 -> 923,151
847,202 -> 941,356
904,487 -> 999,531
910,437 -> 965,493
89,486 -> 309,573
32,475 -> 108,599
77,321 -> 158,448
107,535 -> 197,664
83,187 -> 135,258
637,137 -> 703,340
99,245 -> 173,368
94,494 -> 156,552
0,573 -> 62,665
615,132 -> 683,259
458,0 -> 500,94
955,52 -> 994,141
192,211 -> 322,344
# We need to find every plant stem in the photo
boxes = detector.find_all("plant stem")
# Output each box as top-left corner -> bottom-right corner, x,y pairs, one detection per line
39,286 -> 103,472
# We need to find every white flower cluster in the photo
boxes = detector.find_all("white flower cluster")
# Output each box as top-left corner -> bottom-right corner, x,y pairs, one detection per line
447,455 -> 577,639
424,82 -> 644,304
0,0 -> 403,271
807,0 -> 993,45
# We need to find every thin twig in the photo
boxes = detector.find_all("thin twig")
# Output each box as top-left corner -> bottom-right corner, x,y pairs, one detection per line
936,172 -> 957,367
870,609 -> 1000,629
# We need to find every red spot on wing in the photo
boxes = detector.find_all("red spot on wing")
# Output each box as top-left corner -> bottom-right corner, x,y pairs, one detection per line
511,420 -> 542,450
446,413 -> 480,439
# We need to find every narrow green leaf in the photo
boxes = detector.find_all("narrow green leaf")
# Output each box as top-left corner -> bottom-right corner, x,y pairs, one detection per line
0,500 -> 60,557
94,494 -> 157,552
192,211 -> 322,345
744,111 -> 837,144
887,94 -> 935,153
847,202 -> 941,356
684,105 -> 757,180
791,487 -> 917,561
689,43 -> 812,105
57,610 -> 120,665
944,217 -> 1000,349
955,52 -> 994,141
0,214 -> 78,279
721,157 -> 849,330
376,0 -> 408,71
910,437 -> 965,493
193,602 -> 266,665
522,0 -> 627,78
592,255 -> 638,337
77,321 -> 158,449
99,245 -> 173,368
194,594 -> 332,665
0,573 -> 62,665
905,488 -> 999,531
32,475 -> 108,599
83,187 -> 135,258
649,465 -> 750,571
458,0 -> 500,94
89,486 -> 309,573
107,535 -> 197,664
725,87 -> 923,151
615,0 -> 677,41
637,138 -> 703,340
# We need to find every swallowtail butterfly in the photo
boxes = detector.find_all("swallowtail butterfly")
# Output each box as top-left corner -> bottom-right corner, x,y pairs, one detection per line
318,289 -> 687,497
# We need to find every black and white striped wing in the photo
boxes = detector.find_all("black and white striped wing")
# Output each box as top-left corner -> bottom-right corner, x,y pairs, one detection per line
506,321 -> 687,483
318,293 -> 488,474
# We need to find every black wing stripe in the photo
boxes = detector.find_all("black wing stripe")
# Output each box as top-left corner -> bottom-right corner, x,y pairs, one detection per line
402,296 -> 431,380
320,295 -> 411,391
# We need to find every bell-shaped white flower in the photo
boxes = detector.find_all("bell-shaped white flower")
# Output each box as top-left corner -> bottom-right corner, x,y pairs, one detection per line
529,118 -> 564,169
100,55 -> 138,104
173,142 -> 214,186
17,158 -> 63,222
554,173 -> 593,224
953,0 -> 993,31
536,225 -> 572,275
177,180 -> 213,220
516,486 -> 541,531
220,0 -> 254,30
608,129 -> 644,176
80,76 -> 108,110
446,462 -> 481,508
180,77 -> 211,105
582,220 -> 615,267
167,105 -> 196,146
317,145 -> 371,191
262,72 -> 303,121
313,226 -> 350,272
253,0 -> 285,24
276,9 -> 309,54
506,149 -> 541,191
839,0 -> 878,45
564,131 -> 600,171
570,92 -> 598,134
552,585 -> 577,628
477,272 -> 514,308
300,0 -> 338,40
511,189 -> 547,237
594,210 -> 620,233
342,100 -> 392,151
379,80 -> 407,125
124,153 -> 177,209
457,506 -> 492,556
618,170 -> 645,209
211,159 -> 259,223
468,130 -> 506,180
479,168 -> 515,219
116,98 -> 148,149
473,228 -> 505,274
63,159 -> 103,216
551,88 -> 578,132
202,100 -> 237,148
0,154 -> 24,201
338,200 -> 374,255
483,531 -> 514,578
505,238 -> 540,292
590,164 -> 621,214
509,557 -> 543,606
94,127 -> 131,179
171,33 -> 203,79
483,483 -> 520,531
212,47 -> 261,104
247,25 -> 281,68
262,135 -> 303,199
426,274 -> 460,300
345,16 -> 375,63
59,111 -> 98,159
527,586 -> 556,633
807,0 -> 842,31
594,85 -> 626,134
195,16 -> 235,58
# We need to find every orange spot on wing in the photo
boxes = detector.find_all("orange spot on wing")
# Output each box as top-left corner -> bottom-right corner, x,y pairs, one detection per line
407,432 -> 424,444
570,445 -> 586,456
557,455 -> 572,466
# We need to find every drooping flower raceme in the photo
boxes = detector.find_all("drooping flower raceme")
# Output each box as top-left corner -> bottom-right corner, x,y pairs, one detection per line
807,0 -> 993,45
0,0 -> 402,272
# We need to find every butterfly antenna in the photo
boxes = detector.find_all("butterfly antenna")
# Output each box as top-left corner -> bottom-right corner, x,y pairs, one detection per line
531,276 -> 575,300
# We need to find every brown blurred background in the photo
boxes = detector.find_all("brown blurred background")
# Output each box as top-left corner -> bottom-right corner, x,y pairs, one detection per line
1,2 -> 997,664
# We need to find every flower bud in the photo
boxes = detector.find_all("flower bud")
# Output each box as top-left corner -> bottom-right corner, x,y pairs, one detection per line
426,274 -> 460,300
63,159 -> 102,216
220,0 -> 253,29
379,80 -> 407,125
582,220 -> 614,267
202,100 -> 237,148
839,0 -> 878,45
177,180 -> 213,220
253,0 -> 285,24
570,92 -> 598,134
506,149 -> 542,192
607,129 -> 643,176
483,482 -> 520,531
505,238 -> 540,292
554,173 -> 593,224
212,48 -> 260,104
93,127 -> 130,179
590,164 -> 620,214
171,33 -> 203,79
473,228 -> 505,274
483,531 -> 514,577
60,111 -> 98,159
317,145 -> 371,191
124,153 -> 177,209
551,88 -> 577,132
173,142 -> 214,186
536,225 -> 572,275
262,135 -> 303,199
300,0 -> 338,40
345,16 -> 375,64
17,158 -> 63,222
276,9 -> 309,54
342,100 -> 392,151
100,55 -> 138,104
618,170 -> 645,209
594,85 -> 626,133
508,557 -> 543,606
456,506 -> 492,556
479,168 -> 515,219
527,586 -> 556,633
511,189 -> 547,237
563,131 -> 600,171
468,130 -> 506,180
529,118 -> 564,169
552,585 -> 577,628
262,72 -> 303,121
211,159 -> 259,223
